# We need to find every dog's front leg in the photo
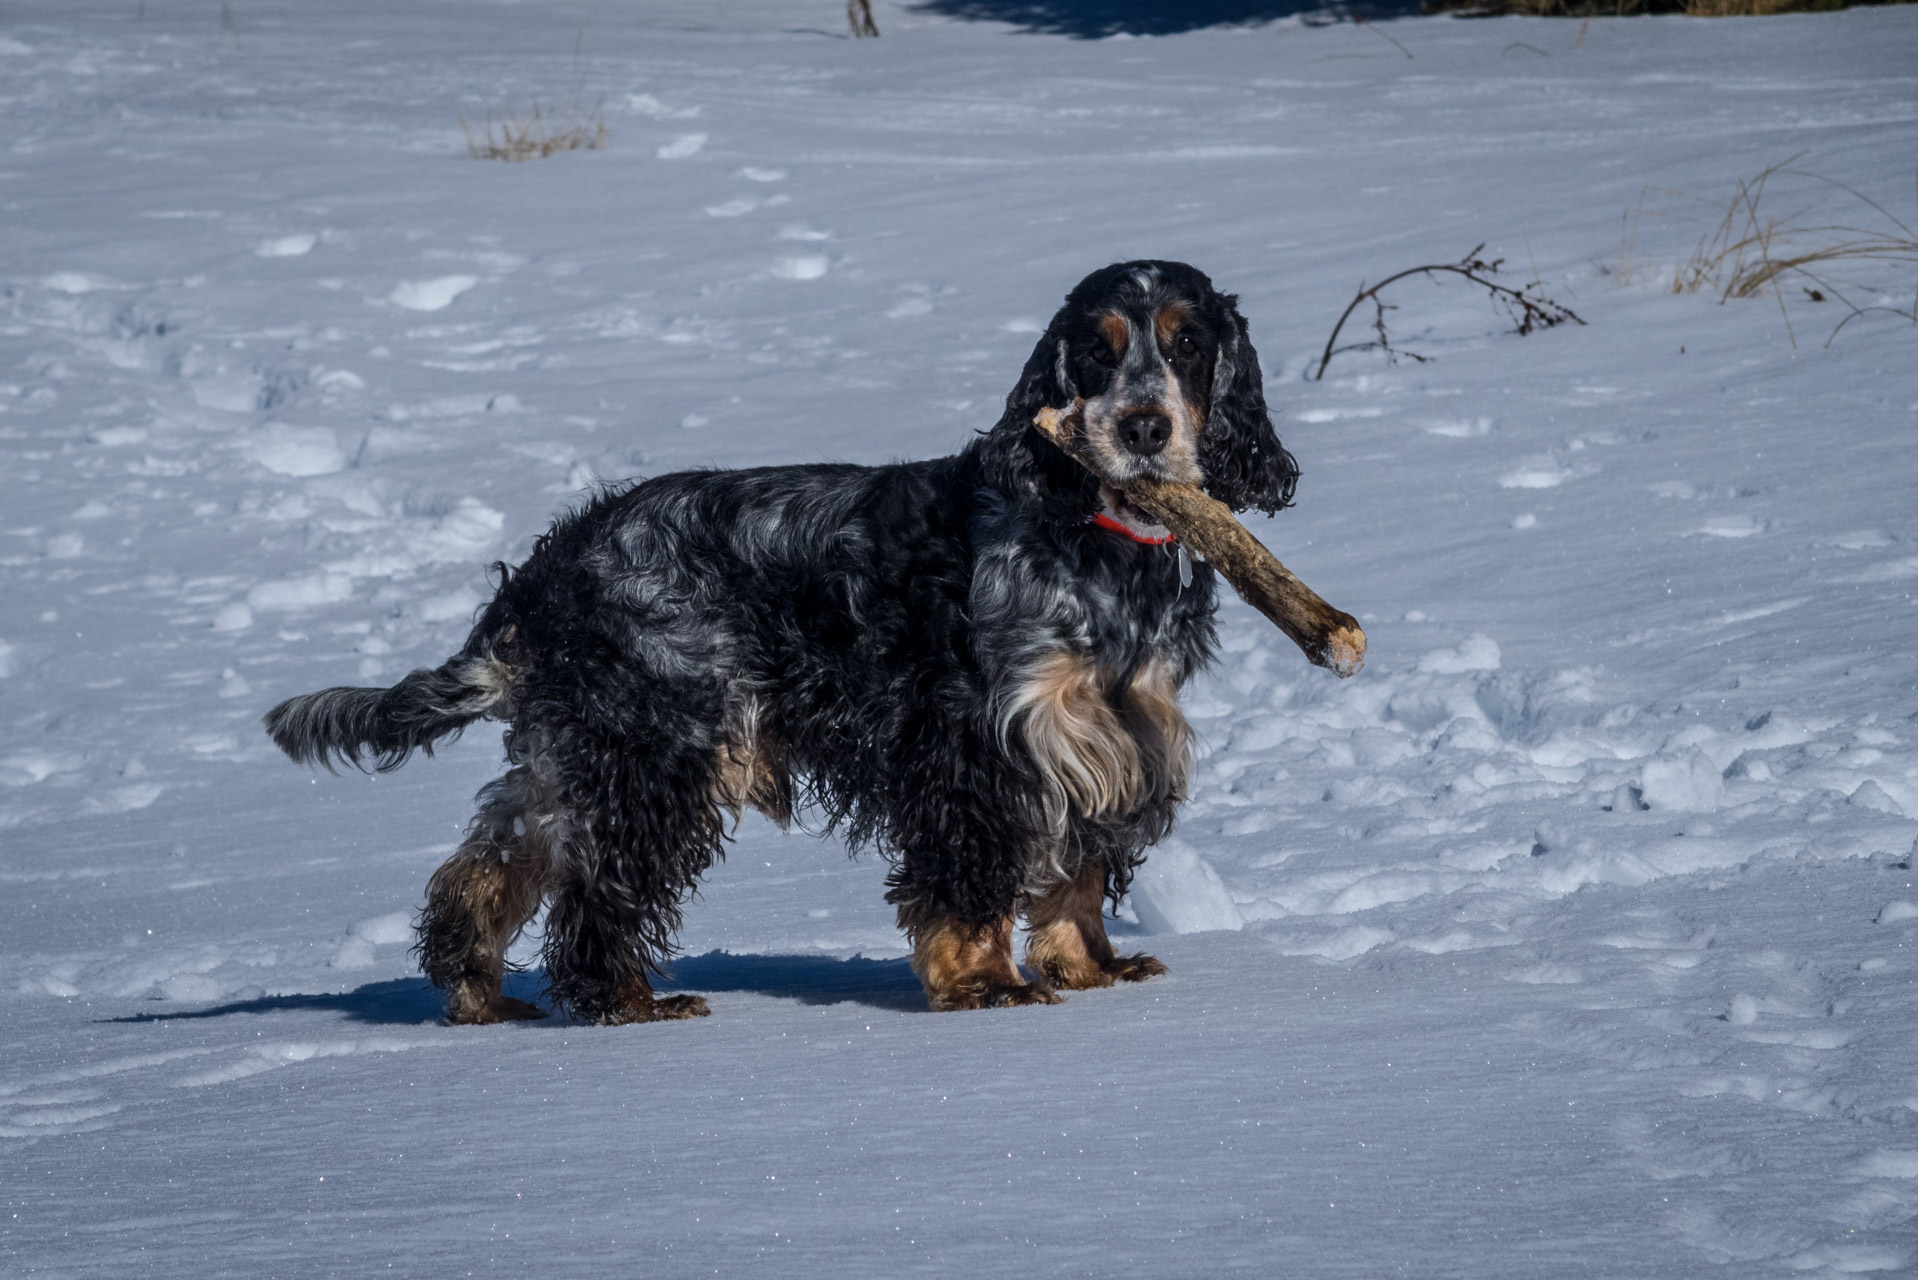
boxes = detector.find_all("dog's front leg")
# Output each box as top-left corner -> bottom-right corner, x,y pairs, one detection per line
1022,859 -> 1165,990
899,909 -> 1061,1012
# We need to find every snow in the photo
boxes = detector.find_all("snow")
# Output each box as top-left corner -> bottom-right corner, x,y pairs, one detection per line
1125,837 -> 1247,935
253,234 -> 317,259
1639,749 -> 1726,812
3,0 -> 1918,1275
772,253 -> 833,280
387,274 -> 480,312
656,133 -> 710,160
238,422 -> 347,477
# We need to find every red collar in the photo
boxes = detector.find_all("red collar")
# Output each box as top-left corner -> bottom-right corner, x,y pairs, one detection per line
1090,511 -> 1177,545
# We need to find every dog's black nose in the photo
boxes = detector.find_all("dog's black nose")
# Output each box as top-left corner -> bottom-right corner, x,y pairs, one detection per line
1117,412 -> 1171,456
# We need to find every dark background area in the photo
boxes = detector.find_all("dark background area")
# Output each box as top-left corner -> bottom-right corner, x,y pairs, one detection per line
910,0 -> 1425,37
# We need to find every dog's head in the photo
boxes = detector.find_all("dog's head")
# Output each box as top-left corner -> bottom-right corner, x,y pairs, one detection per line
982,261 -> 1299,530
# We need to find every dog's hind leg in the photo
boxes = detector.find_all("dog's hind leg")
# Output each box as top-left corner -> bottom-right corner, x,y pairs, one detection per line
537,717 -> 726,1026
417,767 -> 549,1025
541,861 -> 714,1026
1022,859 -> 1165,991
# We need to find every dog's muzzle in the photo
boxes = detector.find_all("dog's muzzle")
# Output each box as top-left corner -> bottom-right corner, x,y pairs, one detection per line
1116,411 -> 1171,457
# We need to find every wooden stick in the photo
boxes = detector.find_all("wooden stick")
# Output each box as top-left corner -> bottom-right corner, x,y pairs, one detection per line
1033,403 -> 1366,678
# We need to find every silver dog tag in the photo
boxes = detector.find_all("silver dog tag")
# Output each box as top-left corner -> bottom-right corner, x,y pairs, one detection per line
1177,544 -> 1192,591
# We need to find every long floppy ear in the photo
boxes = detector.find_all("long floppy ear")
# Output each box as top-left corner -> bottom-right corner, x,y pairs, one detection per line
976,319 -> 1099,516
1198,297 -> 1299,515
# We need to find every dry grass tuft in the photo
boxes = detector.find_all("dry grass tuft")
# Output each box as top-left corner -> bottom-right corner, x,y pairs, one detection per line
1614,154 -> 1918,345
462,35 -> 609,163
461,99 -> 607,162
1680,0 -> 1839,12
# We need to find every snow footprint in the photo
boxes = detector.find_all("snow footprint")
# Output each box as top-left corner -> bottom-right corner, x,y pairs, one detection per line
771,255 -> 829,281
1689,515 -> 1766,539
885,284 -> 942,320
253,233 -> 316,258
656,133 -> 706,160
705,193 -> 789,217
388,275 -> 478,312
330,910 -> 414,969
1420,416 -> 1492,438
1497,457 -> 1579,489
625,93 -> 701,120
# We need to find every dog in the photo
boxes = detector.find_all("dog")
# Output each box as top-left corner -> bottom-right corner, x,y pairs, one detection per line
263,260 -> 1300,1024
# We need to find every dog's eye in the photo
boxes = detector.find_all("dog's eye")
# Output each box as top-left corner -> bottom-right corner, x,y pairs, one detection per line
1085,342 -> 1118,369
1174,331 -> 1200,361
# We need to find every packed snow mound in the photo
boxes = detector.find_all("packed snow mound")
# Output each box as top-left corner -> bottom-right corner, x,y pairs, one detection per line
239,422 -> 345,477
1128,837 -> 1246,934
1639,749 -> 1725,813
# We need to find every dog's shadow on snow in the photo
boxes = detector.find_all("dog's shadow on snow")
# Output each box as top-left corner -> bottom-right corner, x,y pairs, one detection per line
100,952 -> 927,1027
102,978 -> 455,1026
658,951 -> 927,1012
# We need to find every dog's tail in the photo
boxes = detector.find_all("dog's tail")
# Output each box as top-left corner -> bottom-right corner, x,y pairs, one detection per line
263,650 -> 514,774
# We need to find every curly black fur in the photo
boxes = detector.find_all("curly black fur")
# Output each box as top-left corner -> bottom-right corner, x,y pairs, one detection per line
262,655 -> 506,773
263,260 -> 1301,1021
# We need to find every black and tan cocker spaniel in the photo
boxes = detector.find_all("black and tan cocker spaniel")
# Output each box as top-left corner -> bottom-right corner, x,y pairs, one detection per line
265,260 -> 1300,1025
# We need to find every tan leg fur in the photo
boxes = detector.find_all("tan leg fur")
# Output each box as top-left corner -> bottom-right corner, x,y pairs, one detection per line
424,844 -> 549,1025
1023,861 -> 1166,990
905,911 -> 1061,1012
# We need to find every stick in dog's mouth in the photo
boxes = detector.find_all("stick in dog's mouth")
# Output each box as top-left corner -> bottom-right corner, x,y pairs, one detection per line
1098,486 -> 1173,539
1033,401 -> 1366,679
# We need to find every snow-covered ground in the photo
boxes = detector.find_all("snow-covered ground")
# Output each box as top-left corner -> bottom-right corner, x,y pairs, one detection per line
4,1 -> 1918,1274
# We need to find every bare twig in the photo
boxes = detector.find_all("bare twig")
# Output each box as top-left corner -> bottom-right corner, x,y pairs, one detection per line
1313,245 -> 1585,380
1613,190 -> 1649,286
848,0 -> 879,37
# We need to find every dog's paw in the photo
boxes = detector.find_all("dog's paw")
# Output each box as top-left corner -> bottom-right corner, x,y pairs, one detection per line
448,993 -> 548,1025
988,981 -> 1063,1008
1108,952 -> 1167,983
601,993 -> 712,1025
649,994 -> 712,1020
1030,952 -> 1164,990
1032,955 -> 1116,991
931,980 -> 1064,1012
